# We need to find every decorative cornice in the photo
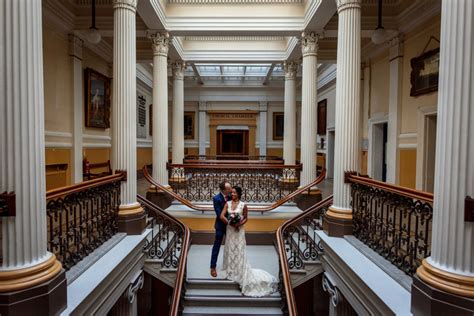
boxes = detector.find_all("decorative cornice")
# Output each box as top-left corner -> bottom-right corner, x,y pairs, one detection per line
183,36 -> 286,41
147,30 -> 170,57
283,61 -> 298,80
168,0 -> 302,3
113,0 -> 137,12
322,272 -> 340,307
301,31 -> 323,57
172,61 -> 187,80
336,0 -> 361,13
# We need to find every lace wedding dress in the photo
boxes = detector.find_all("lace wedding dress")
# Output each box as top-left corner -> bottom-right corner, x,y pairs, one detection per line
222,200 -> 278,297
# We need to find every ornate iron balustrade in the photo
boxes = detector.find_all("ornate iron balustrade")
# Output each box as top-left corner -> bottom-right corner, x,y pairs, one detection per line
348,174 -> 433,276
276,195 -> 334,315
138,195 -> 190,316
46,172 -> 125,270
168,163 -> 301,203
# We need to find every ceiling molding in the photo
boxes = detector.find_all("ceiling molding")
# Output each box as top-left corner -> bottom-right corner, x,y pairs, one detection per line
167,0 -> 302,3
183,36 -> 286,41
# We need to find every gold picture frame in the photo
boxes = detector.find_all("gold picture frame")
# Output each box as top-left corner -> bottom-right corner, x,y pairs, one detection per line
84,68 -> 111,129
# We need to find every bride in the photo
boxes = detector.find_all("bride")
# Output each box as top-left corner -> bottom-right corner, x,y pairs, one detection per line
220,186 -> 278,297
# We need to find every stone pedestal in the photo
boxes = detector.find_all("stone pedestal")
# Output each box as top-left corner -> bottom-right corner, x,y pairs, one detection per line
324,0 -> 361,237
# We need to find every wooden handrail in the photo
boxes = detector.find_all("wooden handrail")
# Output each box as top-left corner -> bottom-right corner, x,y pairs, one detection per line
182,159 -> 284,165
347,173 -> 433,202
168,163 -> 302,170
46,172 -> 126,200
137,195 -> 190,316
143,165 -> 326,213
276,195 -> 334,316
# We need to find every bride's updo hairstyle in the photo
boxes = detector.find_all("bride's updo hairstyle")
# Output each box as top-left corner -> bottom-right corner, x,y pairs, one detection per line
233,186 -> 243,199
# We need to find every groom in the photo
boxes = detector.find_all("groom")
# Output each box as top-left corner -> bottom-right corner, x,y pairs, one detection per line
210,181 -> 232,277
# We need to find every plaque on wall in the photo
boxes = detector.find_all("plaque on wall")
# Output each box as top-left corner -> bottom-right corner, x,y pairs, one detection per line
184,112 -> 195,139
273,112 -> 284,140
137,93 -> 147,139
410,48 -> 440,96
317,99 -> 327,135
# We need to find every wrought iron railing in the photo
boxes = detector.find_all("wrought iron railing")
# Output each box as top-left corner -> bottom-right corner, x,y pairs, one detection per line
167,163 -> 302,203
46,172 -> 126,270
138,195 -> 190,316
276,195 -> 334,316
347,173 -> 433,276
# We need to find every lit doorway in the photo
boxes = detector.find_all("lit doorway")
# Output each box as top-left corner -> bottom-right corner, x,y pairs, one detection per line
217,130 -> 249,156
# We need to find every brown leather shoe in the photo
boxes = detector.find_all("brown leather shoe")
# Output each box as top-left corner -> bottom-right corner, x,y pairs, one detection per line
210,268 -> 217,277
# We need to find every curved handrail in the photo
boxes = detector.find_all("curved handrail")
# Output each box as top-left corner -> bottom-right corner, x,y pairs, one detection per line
137,195 -> 190,316
143,165 -> 326,213
46,172 -> 126,200
276,195 -> 334,316
347,173 -> 433,202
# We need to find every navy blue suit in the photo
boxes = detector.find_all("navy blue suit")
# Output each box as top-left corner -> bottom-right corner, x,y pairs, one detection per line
210,192 -> 228,269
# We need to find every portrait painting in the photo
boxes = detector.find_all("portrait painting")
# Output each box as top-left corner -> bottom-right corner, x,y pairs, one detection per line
410,48 -> 440,97
184,112 -> 195,139
273,112 -> 284,140
85,68 -> 111,128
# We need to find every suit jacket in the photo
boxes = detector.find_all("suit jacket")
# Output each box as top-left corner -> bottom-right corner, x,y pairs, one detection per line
213,192 -> 228,231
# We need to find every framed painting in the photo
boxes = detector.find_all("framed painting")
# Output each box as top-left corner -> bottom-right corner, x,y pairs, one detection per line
273,112 -> 284,140
149,104 -> 153,136
84,68 -> 111,128
410,48 -> 440,96
184,112 -> 195,139
317,99 -> 327,135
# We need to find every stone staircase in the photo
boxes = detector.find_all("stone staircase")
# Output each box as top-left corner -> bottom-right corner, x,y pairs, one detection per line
183,244 -> 283,315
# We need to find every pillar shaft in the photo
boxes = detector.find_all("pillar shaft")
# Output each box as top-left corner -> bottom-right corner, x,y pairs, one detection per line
112,0 -> 139,206
148,31 -> 170,186
259,102 -> 268,157
283,62 -> 298,165
300,32 -> 321,187
332,0 -> 361,211
198,102 -> 207,156
171,61 -> 186,164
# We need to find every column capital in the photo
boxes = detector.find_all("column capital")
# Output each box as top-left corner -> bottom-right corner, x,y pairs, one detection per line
284,61 -> 298,80
336,0 -> 361,13
198,101 -> 207,111
171,61 -> 187,80
387,33 -> 404,60
68,33 -> 83,60
147,30 -> 170,57
113,0 -> 137,12
259,101 -> 268,112
301,31 -> 323,57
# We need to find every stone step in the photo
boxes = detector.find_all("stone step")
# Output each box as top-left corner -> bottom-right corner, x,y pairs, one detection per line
186,278 -> 241,291
184,293 -> 281,308
182,305 -> 284,315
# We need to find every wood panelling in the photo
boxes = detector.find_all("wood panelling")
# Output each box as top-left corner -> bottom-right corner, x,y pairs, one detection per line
399,149 -> 417,189
83,148 -> 111,175
45,148 -> 71,189
137,148 -> 152,170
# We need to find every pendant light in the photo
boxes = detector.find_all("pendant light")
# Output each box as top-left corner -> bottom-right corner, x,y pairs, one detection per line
371,0 -> 387,45
86,0 -> 101,44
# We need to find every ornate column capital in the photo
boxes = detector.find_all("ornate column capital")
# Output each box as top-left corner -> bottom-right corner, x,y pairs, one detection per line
198,101 -> 207,111
68,33 -> 83,60
301,31 -> 323,57
336,0 -> 361,13
113,0 -> 137,12
171,61 -> 187,80
147,30 -> 170,57
284,61 -> 298,80
259,101 -> 268,112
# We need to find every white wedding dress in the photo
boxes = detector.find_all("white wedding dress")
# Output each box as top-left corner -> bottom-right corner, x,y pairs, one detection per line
222,200 -> 278,297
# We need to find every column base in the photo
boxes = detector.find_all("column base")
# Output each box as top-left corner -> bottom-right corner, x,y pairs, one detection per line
412,274 -> 474,316
0,256 -> 66,316
118,203 -> 147,235
146,186 -> 174,210
294,187 -> 322,211
323,206 -> 353,237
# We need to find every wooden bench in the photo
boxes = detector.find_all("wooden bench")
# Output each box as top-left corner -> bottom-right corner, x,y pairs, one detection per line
83,158 -> 112,181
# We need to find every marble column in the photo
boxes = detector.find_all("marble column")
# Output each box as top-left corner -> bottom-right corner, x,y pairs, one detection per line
259,102 -> 268,157
0,0 -> 65,313
412,1 -> 474,314
300,32 -> 322,188
198,101 -> 207,156
147,31 -> 170,187
171,61 -> 186,165
386,34 -> 404,184
283,61 -> 298,165
324,0 -> 361,236
69,34 -> 84,184
112,0 -> 145,234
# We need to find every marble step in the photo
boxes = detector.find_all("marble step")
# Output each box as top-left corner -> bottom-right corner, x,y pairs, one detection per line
182,305 -> 284,315
186,278 -> 241,291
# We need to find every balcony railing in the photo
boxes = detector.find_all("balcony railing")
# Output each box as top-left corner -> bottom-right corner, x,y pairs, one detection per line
46,172 -> 126,270
167,163 -> 302,203
184,154 -> 283,161
347,173 -> 433,276
138,195 -> 190,316
276,195 -> 334,315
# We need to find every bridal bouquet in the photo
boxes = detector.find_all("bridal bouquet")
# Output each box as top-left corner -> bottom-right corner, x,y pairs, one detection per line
227,212 -> 242,226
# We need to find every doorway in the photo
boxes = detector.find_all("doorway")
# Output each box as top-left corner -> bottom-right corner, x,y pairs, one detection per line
423,114 -> 437,192
217,130 -> 249,156
371,121 -> 388,181
326,129 -> 335,179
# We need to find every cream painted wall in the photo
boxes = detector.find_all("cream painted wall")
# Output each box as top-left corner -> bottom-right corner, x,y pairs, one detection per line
400,16 -> 441,134
319,84 -> 336,129
43,25 -> 73,134
369,52 -> 390,117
